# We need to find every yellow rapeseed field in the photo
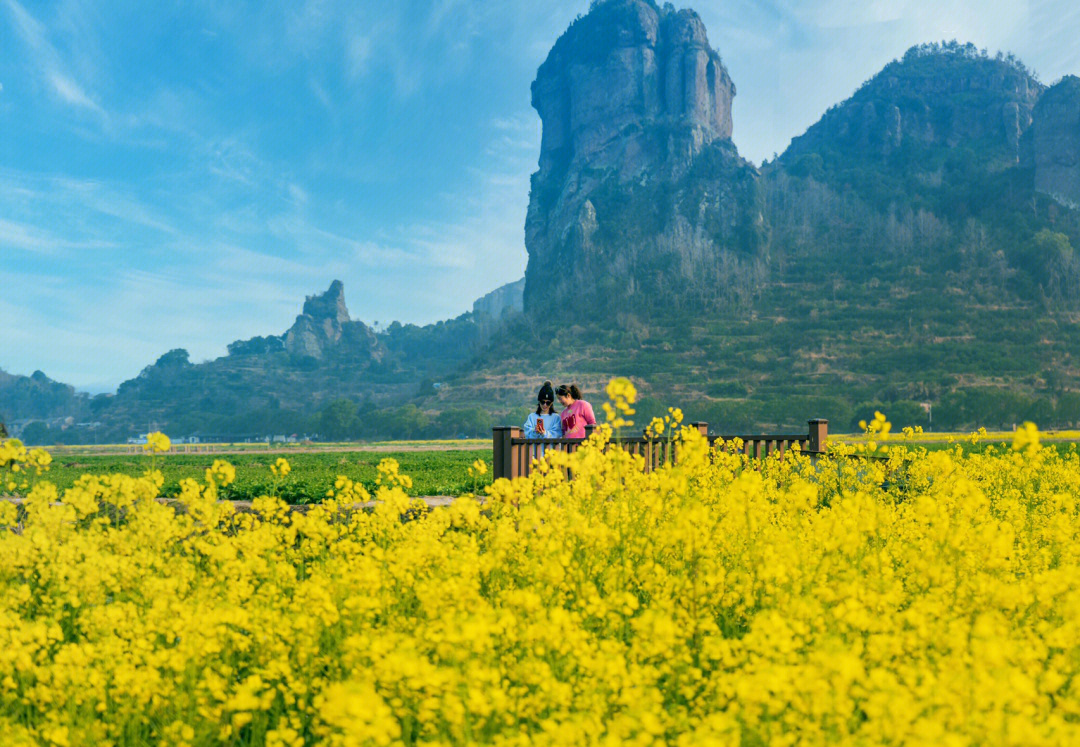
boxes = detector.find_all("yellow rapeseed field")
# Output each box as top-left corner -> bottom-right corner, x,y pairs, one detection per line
2,385 -> 1080,746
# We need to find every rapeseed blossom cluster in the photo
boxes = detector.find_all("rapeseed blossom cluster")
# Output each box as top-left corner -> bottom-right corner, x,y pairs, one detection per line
271,458 -> 292,478
2,407 -> 1080,745
602,377 -> 637,431
646,408 -> 685,440
856,411 -> 891,454
143,432 -> 172,454
1013,421 -> 1042,455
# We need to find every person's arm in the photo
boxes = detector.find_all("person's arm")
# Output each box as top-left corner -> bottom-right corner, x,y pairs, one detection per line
548,415 -> 563,439
523,413 -> 540,439
582,401 -> 597,426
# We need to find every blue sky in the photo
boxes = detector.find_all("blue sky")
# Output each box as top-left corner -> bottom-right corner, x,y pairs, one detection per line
3,0 -> 1080,392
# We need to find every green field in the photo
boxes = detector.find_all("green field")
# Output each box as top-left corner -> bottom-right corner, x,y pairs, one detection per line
21,431 -> 1080,505
38,450 -> 492,503
42,438 -> 488,456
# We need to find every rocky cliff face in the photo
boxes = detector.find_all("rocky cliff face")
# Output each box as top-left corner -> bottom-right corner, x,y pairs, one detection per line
1031,76 -> 1080,209
524,0 -> 763,315
531,0 -> 733,182
761,41 -> 1080,302
472,278 -> 524,319
784,43 -> 1043,169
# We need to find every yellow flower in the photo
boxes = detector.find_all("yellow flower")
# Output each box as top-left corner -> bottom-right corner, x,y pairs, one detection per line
0,501 -> 17,526
605,377 -> 637,405
143,431 -> 171,454
603,377 -> 637,429
271,457 -> 292,478
1012,421 -> 1040,455
647,417 -> 666,437
205,459 -> 236,486
5,401 -> 1080,744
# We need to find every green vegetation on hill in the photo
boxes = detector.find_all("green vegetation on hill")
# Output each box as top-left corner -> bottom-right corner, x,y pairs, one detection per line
451,292 -> 1080,434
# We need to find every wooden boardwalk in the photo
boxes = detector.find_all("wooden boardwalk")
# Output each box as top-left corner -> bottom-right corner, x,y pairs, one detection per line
493,420 -> 828,480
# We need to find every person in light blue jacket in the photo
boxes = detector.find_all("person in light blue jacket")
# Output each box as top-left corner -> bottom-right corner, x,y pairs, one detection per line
523,381 -> 563,440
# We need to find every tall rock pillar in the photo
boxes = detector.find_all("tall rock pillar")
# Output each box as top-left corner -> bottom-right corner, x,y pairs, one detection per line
524,0 -> 764,317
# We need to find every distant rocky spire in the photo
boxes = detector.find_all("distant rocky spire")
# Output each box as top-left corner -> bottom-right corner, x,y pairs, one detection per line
284,280 -> 352,358
302,279 -> 350,326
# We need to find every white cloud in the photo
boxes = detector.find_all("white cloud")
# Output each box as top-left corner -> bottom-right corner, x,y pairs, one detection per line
346,34 -> 373,78
0,170 -> 177,237
3,0 -> 46,47
47,69 -> 101,112
206,138 -> 262,186
52,176 -> 177,234
1018,1 -> 1080,83
0,217 -> 113,253
288,183 -> 309,206
308,77 -> 333,109
3,0 -> 106,116
351,119 -> 533,318
773,0 -> 1026,39
208,244 -> 330,278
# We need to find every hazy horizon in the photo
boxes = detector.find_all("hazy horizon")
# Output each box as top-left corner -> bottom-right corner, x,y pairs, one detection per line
3,0 -> 1080,392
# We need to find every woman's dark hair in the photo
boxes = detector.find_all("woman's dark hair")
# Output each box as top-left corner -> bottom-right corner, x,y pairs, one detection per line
555,384 -> 582,401
536,381 -> 557,415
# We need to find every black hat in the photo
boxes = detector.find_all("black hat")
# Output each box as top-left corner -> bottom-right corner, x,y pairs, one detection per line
538,380 -> 554,403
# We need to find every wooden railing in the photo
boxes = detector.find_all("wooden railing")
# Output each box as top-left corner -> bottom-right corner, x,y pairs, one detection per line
492,419 -> 828,481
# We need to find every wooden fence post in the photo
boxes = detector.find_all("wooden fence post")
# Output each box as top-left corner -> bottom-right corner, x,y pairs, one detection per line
808,419 -> 829,453
492,426 -> 521,481
690,421 -> 709,437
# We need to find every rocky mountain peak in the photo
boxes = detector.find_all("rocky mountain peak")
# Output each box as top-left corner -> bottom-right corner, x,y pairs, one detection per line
782,42 -> 1043,168
531,0 -> 733,183
524,0 -> 760,316
301,279 -> 350,325
286,280 -> 358,359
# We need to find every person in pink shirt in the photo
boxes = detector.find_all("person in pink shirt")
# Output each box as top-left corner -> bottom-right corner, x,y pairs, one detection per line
555,384 -> 596,438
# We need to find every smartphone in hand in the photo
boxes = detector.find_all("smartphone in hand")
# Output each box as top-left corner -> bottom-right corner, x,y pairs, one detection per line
536,418 -> 546,435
